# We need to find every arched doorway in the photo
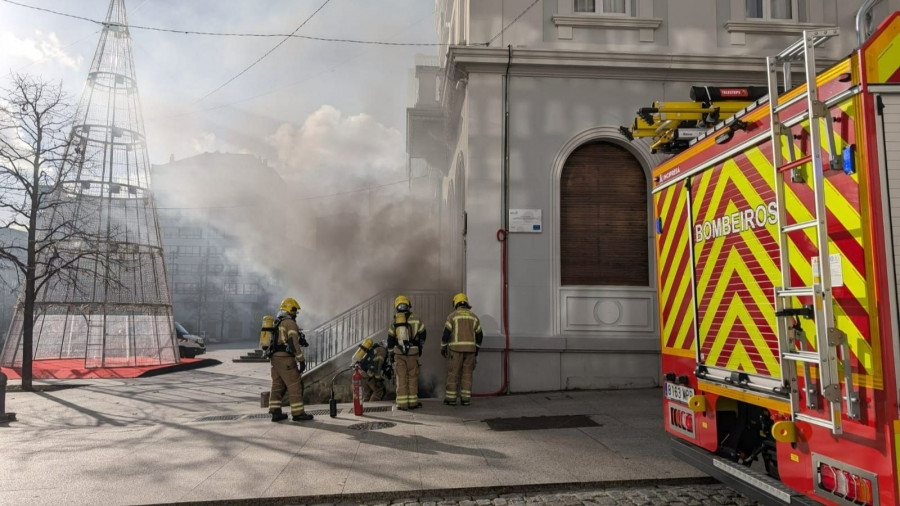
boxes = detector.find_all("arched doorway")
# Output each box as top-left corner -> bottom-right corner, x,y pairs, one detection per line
560,141 -> 648,287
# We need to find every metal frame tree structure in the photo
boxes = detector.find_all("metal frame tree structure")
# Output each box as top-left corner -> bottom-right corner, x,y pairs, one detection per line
0,0 -> 178,388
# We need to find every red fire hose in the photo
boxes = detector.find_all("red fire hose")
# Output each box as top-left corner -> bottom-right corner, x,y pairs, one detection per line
473,229 -> 510,397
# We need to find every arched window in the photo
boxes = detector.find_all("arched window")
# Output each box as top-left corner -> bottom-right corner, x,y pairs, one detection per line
560,141 -> 648,286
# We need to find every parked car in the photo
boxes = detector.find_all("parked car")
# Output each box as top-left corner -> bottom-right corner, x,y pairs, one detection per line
175,322 -> 206,359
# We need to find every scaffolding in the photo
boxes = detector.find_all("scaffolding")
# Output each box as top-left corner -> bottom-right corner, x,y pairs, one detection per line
0,0 -> 178,368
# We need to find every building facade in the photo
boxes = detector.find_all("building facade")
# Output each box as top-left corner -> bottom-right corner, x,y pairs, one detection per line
152,153 -> 282,342
410,0 -> 899,392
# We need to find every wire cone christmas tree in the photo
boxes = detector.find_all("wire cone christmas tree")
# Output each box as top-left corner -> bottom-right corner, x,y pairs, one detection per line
0,0 -> 178,368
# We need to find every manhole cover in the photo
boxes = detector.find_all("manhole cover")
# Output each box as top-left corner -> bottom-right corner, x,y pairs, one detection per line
363,406 -> 393,413
196,414 -> 241,422
482,415 -> 600,432
347,421 -> 396,431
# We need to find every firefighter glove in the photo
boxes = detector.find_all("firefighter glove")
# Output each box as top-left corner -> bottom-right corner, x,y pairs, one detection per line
298,332 -> 309,347
440,348 -> 447,358
297,360 -> 306,373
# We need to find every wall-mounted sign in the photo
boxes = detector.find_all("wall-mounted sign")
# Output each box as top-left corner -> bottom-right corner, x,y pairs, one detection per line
509,209 -> 542,233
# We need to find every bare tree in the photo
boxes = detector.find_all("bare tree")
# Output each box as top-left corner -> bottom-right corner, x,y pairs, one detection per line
0,73 -> 118,391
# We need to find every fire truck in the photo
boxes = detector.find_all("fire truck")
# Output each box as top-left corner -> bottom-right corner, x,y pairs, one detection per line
647,11 -> 900,506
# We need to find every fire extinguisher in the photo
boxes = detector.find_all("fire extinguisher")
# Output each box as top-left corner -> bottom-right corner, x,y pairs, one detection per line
352,366 -> 364,416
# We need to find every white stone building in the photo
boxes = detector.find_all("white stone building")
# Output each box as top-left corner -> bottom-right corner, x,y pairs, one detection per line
409,0 -> 899,393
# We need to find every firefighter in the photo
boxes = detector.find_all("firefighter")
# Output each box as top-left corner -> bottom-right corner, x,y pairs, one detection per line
387,295 -> 426,410
441,293 -> 483,406
352,338 -> 389,401
268,297 -> 313,422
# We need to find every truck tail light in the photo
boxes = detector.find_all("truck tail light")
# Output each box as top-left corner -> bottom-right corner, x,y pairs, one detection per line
817,462 -> 874,505
668,404 -> 695,437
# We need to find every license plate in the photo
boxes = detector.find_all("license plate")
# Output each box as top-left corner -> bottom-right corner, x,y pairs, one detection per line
665,382 -> 695,404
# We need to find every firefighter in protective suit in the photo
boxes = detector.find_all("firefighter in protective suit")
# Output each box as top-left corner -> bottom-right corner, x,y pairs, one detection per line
352,338 -> 388,401
442,293 -> 483,406
268,297 -> 313,422
387,295 -> 426,410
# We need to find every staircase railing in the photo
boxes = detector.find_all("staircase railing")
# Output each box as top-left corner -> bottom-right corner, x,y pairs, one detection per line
304,289 -> 449,370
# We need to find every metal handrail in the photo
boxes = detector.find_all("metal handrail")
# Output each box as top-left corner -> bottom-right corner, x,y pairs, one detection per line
304,289 -> 449,370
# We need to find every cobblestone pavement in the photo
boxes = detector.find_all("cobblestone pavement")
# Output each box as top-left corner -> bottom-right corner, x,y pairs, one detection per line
291,484 -> 758,506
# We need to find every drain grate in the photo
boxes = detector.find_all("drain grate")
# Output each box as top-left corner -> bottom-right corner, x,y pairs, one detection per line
196,414 -> 242,422
347,421 -> 396,431
306,409 -> 333,416
482,415 -> 600,432
363,406 -> 393,413
246,413 -> 272,420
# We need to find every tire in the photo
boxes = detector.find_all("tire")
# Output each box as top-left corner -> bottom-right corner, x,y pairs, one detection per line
181,348 -> 197,359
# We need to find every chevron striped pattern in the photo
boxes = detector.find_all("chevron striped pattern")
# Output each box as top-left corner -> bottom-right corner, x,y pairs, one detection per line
659,97 -> 880,387
656,181 -> 696,358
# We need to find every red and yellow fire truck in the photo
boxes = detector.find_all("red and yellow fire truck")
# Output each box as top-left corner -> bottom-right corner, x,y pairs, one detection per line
651,12 -> 900,506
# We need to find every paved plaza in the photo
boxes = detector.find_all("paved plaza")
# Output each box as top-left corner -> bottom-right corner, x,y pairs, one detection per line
1,346 -> 751,506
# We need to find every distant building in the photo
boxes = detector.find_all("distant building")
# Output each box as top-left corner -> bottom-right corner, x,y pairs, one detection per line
152,152 -> 285,342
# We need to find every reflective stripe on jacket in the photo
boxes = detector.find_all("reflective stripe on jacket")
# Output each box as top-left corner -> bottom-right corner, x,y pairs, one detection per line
441,308 -> 482,353
277,318 -> 305,361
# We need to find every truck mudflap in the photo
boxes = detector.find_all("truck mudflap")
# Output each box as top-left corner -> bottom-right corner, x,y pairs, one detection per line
670,438 -> 818,505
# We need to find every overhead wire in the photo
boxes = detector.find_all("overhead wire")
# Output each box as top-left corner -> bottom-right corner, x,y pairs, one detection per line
486,0 -> 541,46
0,0 -> 445,46
146,7 -> 438,122
194,0 -> 333,103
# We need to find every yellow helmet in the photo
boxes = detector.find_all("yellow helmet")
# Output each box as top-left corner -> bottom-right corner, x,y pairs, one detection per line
280,297 -> 300,314
360,338 -> 374,350
394,295 -> 410,311
453,292 -> 469,308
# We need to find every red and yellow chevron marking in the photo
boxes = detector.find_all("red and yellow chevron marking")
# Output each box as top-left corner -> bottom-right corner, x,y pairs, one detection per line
655,181 -> 695,358
863,12 -> 900,84
692,149 -> 781,376
785,99 -> 882,388
687,97 -> 878,385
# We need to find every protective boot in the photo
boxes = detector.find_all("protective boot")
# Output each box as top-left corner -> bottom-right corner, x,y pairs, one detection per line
271,410 -> 288,422
461,400 -> 471,406
409,402 -> 423,409
292,413 -> 313,421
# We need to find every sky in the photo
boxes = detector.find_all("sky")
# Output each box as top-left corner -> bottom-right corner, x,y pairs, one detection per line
0,0 -> 445,324
0,0 -> 438,167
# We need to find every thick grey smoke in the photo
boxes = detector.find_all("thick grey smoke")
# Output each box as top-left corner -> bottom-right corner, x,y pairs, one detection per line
153,105 -> 440,325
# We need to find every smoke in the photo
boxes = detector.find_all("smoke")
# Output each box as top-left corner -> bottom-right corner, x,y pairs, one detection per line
265,105 -> 408,193
153,105 -> 439,325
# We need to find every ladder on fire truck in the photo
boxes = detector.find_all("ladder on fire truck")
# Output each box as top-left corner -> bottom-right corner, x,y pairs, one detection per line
767,29 -> 860,435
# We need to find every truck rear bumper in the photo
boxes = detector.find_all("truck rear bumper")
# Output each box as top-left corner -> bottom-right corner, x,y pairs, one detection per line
669,437 -> 818,505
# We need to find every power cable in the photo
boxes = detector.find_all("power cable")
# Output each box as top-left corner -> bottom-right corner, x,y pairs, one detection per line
195,0 -> 333,103
146,7 -> 438,122
486,0 -> 541,46
0,0 -> 444,46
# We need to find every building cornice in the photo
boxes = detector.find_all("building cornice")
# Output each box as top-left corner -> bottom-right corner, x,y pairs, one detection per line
446,45 -> 838,82
551,14 -> 663,30
723,20 -> 838,36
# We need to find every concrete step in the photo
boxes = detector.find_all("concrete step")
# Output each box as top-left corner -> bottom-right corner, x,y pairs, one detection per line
232,349 -> 269,363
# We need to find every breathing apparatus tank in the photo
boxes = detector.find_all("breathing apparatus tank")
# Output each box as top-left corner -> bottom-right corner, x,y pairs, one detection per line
259,315 -> 276,351
394,311 -> 411,351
